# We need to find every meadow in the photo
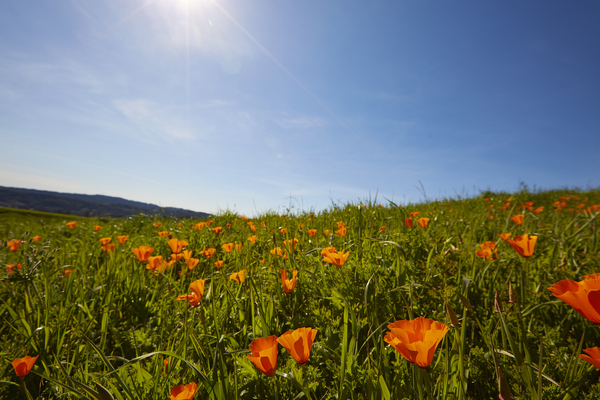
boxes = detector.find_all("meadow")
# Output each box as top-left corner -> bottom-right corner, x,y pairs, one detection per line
2,188 -> 600,400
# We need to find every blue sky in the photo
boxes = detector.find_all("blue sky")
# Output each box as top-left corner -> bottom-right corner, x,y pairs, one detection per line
1,0 -> 599,216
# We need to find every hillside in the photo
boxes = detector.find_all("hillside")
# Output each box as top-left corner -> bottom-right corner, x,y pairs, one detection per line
0,186 -> 210,218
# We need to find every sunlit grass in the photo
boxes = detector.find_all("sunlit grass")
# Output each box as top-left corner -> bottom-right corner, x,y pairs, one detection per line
1,188 -> 600,399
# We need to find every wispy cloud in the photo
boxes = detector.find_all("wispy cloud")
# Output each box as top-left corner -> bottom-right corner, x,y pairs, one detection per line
358,90 -> 420,103
195,99 -> 233,109
274,115 -> 328,130
0,54 -> 104,94
114,98 -> 193,141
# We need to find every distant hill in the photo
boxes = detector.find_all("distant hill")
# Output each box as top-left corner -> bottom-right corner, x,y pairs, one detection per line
0,186 -> 210,219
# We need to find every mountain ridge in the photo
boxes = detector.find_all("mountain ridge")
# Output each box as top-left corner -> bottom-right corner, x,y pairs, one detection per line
0,186 -> 210,219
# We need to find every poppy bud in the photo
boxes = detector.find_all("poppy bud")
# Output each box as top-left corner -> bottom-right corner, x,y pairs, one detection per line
494,289 -> 503,313
445,300 -> 460,327
508,282 -> 517,303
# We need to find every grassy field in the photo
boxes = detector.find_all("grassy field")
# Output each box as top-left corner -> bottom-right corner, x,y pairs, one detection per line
2,188 -> 600,399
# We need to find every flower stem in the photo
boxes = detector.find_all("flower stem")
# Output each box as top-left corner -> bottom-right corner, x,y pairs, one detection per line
20,377 -> 33,400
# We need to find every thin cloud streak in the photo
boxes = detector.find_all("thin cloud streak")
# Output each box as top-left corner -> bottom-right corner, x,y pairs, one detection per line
209,0 -> 356,136
111,0 -> 157,29
114,98 -> 194,141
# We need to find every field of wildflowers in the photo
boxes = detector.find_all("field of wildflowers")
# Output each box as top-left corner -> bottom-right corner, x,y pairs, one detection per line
1,189 -> 600,399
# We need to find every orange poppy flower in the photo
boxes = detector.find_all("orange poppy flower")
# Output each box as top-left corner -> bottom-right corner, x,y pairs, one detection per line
186,258 -> 200,270
307,229 -> 317,237
101,243 -> 115,254
6,264 -> 22,274
410,212 -> 421,218
277,327 -> 317,364
153,222 -> 163,228
283,238 -> 298,250
66,221 -> 78,229
132,246 -> 154,262
247,235 -> 258,244
147,256 -> 165,271
280,228 -> 288,234
171,253 -> 184,262
93,225 -> 102,231
580,347 -> 600,369
222,243 -> 235,253
498,233 -> 511,241
534,207 -> 544,214
194,222 -> 206,231
323,250 -> 350,267
12,355 -> 38,377
248,222 -> 257,232
475,241 -> 497,260
230,269 -> 246,283
7,239 -> 22,252
158,231 -> 170,238
181,250 -> 193,261
32,236 -> 42,242
189,279 -> 205,301
176,279 -> 206,309
404,218 -> 413,228
247,335 -> 278,377
587,205 -> 600,213
548,276 -> 600,324
64,269 -> 72,277
281,269 -> 298,293
506,234 -> 537,258
324,229 -> 331,235
417,218 -> 429,228
335,227 -> 347,237
321,246 -> 337,256
202,248 -> 216,259
384,317 -> 449,369
99,237 -> 112,246
337,221 -> 346,228
270,247 -> 285,257
214,260 -> 224,269
169,382 -> 197,400
117,235 -> 129,244
168,238 -> 188,254
212,227 -> 223,235
233,244 -> 242,252
510,214 -> 524,225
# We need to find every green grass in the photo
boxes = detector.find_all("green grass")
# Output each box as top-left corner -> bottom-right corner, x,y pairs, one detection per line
1,188 -> 600,399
